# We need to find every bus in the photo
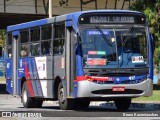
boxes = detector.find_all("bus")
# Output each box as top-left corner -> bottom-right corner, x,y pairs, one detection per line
6,10 -> 153,110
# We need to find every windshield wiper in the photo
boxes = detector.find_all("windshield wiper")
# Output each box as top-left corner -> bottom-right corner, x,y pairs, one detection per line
95,25 -> 115,60
120,25 -> 134,67
95,26 -> 112,46
122,25 -> 134,45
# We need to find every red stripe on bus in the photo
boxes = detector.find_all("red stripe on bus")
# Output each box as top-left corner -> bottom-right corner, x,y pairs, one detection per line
25,63 -> 34,97
74,76 -> 113,82
74,76 -> 88,82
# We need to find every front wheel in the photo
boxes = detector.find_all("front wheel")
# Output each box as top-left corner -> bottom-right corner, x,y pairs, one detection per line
21,81 -> 35,108
21,81 -> 43,108
58,82 -> 75,110
115,98 -> 131,111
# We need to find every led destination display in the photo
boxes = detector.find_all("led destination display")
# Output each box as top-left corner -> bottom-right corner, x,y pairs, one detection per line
79,13 -> 146,24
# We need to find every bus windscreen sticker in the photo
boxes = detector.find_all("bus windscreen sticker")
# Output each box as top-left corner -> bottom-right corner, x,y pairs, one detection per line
88,51 -> 106,55
87,58 -> 106,66
132,56 -> 144,63
87,51 -> 106,65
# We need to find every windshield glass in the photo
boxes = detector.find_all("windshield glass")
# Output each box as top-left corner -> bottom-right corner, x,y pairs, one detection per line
80,26 -> 148,68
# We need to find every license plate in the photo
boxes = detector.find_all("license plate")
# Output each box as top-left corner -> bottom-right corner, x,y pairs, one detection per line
112,87 -> 125,92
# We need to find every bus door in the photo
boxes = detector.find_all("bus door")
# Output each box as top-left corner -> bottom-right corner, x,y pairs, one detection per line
66,28 -> 76,97
12,31 -> 20,96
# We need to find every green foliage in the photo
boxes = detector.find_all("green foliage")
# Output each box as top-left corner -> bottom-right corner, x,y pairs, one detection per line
154,46 -> 160,65
130,0 -> 160,66
0,30 -> 6,47
133,90 -> 160,102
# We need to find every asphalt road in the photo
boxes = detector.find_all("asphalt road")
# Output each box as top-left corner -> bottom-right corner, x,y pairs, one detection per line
0,83 -> 160,120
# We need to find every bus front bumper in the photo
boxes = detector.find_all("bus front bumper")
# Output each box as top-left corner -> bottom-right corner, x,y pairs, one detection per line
75,79 -> 153,99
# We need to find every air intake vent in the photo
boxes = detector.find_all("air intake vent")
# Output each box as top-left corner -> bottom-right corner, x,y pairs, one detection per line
88,70 -> 99,76
92,89 -> 143,95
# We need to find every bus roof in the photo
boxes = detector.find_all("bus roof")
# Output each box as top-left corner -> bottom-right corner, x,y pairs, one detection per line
7,10 -> 144,32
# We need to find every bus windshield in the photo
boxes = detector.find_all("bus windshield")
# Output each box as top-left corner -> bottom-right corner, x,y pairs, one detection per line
80,26 -> 148,68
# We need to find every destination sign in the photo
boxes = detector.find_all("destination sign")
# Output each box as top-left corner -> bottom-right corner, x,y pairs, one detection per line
90,16 -> 135,23
79,13 -> 146,24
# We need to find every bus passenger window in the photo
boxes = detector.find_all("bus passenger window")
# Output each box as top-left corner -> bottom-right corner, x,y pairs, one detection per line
53,24 -> 65,55
30,28 -> 40,41
8,46 -> 12,58
20,30 -> 29,43
41,25 -> 52,56
41,41 -> 51,55
7,33 -> 12,58
8,33 -> 12,45
53,39 -> 64,54
20,44 -> 28,57
30,43 -> 40,56
42,26 -> 52,40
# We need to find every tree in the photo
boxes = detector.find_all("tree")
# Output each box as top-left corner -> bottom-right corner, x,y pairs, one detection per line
129,0 -> 160,68
0,30 -> 6,47
129,0 -> 160,47
0,30 -> 6,57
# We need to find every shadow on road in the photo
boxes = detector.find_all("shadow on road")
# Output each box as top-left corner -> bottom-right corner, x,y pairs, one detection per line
0,84 -> 9,94
18,105 -> 160,112
153,84 -> 160,90
16,105 -> 160,117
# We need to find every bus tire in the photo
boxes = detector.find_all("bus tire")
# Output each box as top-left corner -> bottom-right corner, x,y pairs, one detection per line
21,81 -> 35,108
115,98 -> 131,111
75,99 -> 90,109
34,99 -> 43,108
58,82 -> 75,110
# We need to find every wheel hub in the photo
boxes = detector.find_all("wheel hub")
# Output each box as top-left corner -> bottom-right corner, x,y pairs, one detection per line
23,89 -> 27,103
59,88 -> 65,103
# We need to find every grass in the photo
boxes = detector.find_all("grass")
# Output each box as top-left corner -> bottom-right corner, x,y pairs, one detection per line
133,85 -> 160,102
0,76 -> 5,83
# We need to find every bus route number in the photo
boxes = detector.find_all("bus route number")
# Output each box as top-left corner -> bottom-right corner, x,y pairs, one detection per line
132,56 -> 144,63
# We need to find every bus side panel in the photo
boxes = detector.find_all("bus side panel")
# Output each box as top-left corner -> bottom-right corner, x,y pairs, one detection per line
23,57 -> 45,98
46,56 -> 54,98
53,54 -> 66,93
6,59 -> 13,94
18,58 -> 27,96
34,57 -> 48,98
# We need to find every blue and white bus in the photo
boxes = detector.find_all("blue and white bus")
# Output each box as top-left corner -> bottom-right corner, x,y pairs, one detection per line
6,10 -> 153,110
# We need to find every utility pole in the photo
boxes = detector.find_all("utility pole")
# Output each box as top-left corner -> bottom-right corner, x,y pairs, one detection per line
49,0 -> 52,18
4,0 -> 6,12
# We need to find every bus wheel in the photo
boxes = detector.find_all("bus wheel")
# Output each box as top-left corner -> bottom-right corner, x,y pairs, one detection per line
21,81 -> 35,108
75,99 -> 90,109
58,82 -> 75,110
115,98 -> 131,111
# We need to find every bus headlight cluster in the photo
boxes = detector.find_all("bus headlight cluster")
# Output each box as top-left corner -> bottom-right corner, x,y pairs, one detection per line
131,80 -> 136,84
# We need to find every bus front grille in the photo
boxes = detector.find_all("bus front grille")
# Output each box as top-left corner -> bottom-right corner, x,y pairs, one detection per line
91,89 -> 143,95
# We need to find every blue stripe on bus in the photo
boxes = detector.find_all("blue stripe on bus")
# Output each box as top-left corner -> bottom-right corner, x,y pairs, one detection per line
28,59 -> 38,96
7,19 -> 48,32
34,58 -> 44,97
74,82 -> 78,97
76,44 -> 84,76
30,58 -> 39,96
147,28 -> 153,80
12,31 -> 20,36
